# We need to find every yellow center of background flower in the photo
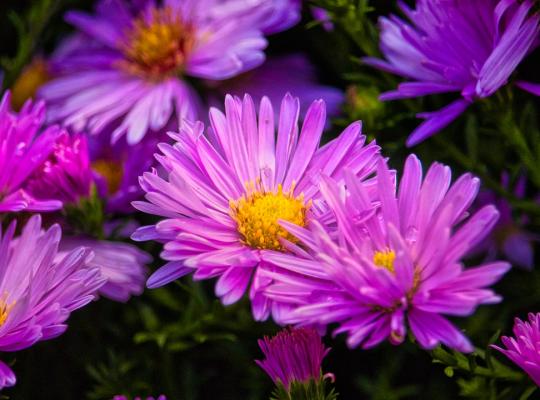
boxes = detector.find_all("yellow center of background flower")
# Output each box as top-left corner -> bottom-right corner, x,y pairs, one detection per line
373,250 -> 396,272
10,58 -> 50,111
231,184 -> 308,251
92,159 -> 124,195
120,7 -> 194,80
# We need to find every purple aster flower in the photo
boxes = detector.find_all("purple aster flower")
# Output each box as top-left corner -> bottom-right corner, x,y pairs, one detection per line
26,132 -> 94,205
0,91 -> 63,212
39,0 -> 297,145
208,54 -> 344,118
262,155 -> 510,352
256,327 -> 331,390
363,0 -> 540,146
58,237 -> 151,302
475,173 -> 537,270
132,93 -> 381,321
90,133 -> 160,213
0,215 -> 105,389
493,313 -> 540,386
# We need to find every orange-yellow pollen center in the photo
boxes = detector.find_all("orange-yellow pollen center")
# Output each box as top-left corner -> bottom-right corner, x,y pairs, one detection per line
231,184 -> 308,251
373,249 -> 396,273
120,7 -> 194,79
11,58 -> 50,111
92,159 -> 124,195
0,297 -> 15,327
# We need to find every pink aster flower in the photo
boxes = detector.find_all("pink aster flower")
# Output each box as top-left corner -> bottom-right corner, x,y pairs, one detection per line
132,93 -> 381,321
26,132 -> 93,205
363,0 -> 540,146
0,91 -> 63,212
0,215 -> 106,389
262,155 -> 510,352
39,0 -> 298,145
493,313 -> 540,386
256,327 -> 331,390
58,237 -> 151,302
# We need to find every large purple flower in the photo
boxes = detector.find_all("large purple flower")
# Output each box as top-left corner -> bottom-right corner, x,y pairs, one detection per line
364,0 -> 540,146
493,313 -> 540,386
263,155 -> 510,352
58,237 -> 150,302
132,93 -> 381,321
256,327 -> 330,390
0,215 -> 105,389
39,0 -> 298,145
0,91 -> 63,212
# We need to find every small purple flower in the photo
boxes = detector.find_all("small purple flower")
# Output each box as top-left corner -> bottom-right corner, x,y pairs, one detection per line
39,0 -> 298,144
90,133 -> 160,213
26,132 -> 94,204
256,327 -> 330,389
58,237 -> 151,302
364,0 -> 540,146
493,313 -> 540,386
263,155 -> 510,352
475,173 -> 537,270
0,91 -> 63,212
132,93 -> 381,321
0,215 -> 106,389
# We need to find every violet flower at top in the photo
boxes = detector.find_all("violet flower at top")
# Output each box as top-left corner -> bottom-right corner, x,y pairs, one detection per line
0,91 -> 63,212
256,327 -> 330,390
0,215 -> 106,389
132,93 -> 381,321
262,155 -> 510,352
493,313 -> 540,386
39,0 -> 298,145
363,0 -> 540,146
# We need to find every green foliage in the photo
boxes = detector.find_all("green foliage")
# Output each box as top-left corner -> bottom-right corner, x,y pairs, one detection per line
63,186 -> 106,238
270,378 -> 338,400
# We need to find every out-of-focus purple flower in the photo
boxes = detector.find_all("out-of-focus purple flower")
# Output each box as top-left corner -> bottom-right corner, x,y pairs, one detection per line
209,54 -> 343,117
475,173 -> 537,270
493,313 -> 540,386
256,327 -> 330,389
0,215 -> 105,389
263,155 -> 510,352
26,132 -> 93,204
39,0 -> 298,145
311,6 -> 333,31
90,134 -> 159,213
363,0 -> 540,146
113,396 -> 166,400
516,81 -> 540,96
0,91 -> 63,212
58,237 -> 151,302
132,93 -> 381,321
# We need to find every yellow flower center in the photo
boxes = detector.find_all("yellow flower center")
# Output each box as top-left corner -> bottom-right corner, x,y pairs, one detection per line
231,184 -> 308,251
119,7 -> 194,80
0,297 -> 15,327
373,250 -> 396,273
10,58 -> 50,111
92,159 -> 124,195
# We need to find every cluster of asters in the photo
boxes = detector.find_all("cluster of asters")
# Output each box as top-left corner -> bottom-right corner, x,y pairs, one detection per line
1,0 -> 540,394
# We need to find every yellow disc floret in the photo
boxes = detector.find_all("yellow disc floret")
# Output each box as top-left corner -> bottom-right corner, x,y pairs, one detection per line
231,184 -> 308,251
92,159 -> 124,195
120,7 -> 194,79
0,296 -> 15,327
373,249 -> 396,273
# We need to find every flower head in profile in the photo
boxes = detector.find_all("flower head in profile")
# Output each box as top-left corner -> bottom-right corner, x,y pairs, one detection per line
0,91 -> 63,212
0,215 -> 105,389
493,313 -> 540,386
39,0 -> 299,144
256,327 -> 330,390
263,155 -> 510,352
132,93 -> 380,321
58,237 -> 150,302
364,0 -> 540,145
